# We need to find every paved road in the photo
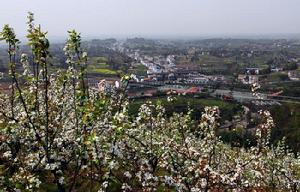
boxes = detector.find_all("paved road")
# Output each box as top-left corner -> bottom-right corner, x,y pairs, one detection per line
210,89 -> 300,105
211,89 -> 267,101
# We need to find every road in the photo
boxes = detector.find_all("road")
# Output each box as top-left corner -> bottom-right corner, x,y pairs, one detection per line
211,89 -> 267,101
210,89 -> 300,105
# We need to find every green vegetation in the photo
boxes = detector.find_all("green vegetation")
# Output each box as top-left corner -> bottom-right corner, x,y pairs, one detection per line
89,56 -> 108,64
129,96 -> 241,122
265,72 -> 289,82
263,81 -> 300,97
219,129 -> 257,148
91,68 -> 117,75
196,55 -> 235,65
128,64 -> 147,76
88,56 -> 118,75
271,103 -> 300,153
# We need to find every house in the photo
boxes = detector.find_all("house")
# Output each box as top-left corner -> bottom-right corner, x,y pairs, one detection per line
175,87 -> 201,94
288,71 -> 300,81
185,77 -> 209,84
246,68 -> 260,75
210,75 -> 225,82
168,73 -> 176,81
238,75 -> 259,84
271,67 -> 283,72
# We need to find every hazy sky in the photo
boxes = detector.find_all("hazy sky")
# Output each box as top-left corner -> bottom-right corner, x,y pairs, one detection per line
0,0 -> 300,39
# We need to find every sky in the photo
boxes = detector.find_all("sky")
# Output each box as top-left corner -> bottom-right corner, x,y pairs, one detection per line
0,0 -> 300,40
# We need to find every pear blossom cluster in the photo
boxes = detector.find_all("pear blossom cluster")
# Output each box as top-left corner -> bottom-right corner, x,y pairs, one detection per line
0,14 -> 300,192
